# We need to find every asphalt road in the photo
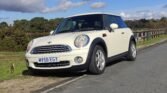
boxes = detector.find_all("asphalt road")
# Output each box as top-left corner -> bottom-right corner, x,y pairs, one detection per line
48,42 -> 167,93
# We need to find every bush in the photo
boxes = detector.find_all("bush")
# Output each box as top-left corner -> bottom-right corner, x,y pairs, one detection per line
0,28 -> 30,51
0,37 -> 17,51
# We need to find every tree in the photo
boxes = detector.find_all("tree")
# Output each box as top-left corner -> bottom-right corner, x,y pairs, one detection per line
160,17 -> 167,22
30,17 -> 48,32
0,22 -> 8,28
13,19 -> 30,31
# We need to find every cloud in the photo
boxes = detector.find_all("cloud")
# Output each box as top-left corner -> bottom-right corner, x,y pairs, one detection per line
91,2 -> 106,9
120,10 -> 167,20
120,11 -> 153,20
43,0 -> 86,13
0,0 -> 45,13
0,0 -> 87,13
120,12 -> 131,18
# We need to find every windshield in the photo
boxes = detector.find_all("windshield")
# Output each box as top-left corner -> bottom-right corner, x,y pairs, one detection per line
54,14 -> 103,34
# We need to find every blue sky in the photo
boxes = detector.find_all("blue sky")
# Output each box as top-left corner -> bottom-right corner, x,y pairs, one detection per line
0,0 -> 167,24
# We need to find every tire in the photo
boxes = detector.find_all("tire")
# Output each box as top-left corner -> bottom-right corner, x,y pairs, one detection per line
89,45 -> 106,75
127,41 -> 137,61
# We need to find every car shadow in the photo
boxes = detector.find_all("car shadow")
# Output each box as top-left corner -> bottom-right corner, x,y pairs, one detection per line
22,69 -> 86,78
106,57 -> 127,67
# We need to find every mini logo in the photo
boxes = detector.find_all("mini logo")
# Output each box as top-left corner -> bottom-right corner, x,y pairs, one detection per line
48,41 -> 52,44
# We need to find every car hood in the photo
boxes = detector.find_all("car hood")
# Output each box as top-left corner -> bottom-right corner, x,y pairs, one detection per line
31,31 -> 99,49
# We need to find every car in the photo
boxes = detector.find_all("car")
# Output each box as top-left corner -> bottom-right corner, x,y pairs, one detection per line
25,13 -> 137,74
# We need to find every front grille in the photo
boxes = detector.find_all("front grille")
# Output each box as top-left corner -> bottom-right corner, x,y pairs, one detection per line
34,61 -> 70,67
31,45 -> 71,54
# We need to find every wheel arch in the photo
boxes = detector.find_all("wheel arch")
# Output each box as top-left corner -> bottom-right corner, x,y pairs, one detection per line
89,37 -> 108,57
129,35 -> 137,45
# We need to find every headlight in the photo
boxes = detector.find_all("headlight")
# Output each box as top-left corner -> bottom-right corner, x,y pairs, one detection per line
26,40 -> 33,52
74,34 -> 90,48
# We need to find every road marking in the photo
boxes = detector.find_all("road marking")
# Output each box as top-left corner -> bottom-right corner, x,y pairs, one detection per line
41,75 -> 87,93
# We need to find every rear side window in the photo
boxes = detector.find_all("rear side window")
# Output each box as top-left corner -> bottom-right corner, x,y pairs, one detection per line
103,15 -> 127,29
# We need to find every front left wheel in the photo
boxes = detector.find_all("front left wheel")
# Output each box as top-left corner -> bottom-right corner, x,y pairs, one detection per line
89,45 -> 106,75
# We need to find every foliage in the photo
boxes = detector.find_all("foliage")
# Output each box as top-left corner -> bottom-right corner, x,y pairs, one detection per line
0,18 -> 63,51
0,28 -> 30,51
125,17 -> 167,29
0,22 -> 8,28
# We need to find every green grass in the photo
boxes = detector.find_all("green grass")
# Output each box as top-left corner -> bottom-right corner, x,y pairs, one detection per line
137,34 -> 167,48
0,52 -> 27,81
0,34 -> 166,81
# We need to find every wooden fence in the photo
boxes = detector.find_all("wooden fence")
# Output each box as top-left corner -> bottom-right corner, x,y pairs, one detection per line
134,28 -> 167,41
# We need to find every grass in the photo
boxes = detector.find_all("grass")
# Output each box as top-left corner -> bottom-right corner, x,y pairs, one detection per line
137,34 -> 167,48
0,34 -> 166,81
0,52 -> 26,81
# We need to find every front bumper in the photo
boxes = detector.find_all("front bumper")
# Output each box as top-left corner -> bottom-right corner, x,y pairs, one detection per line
25,48 -> 89,70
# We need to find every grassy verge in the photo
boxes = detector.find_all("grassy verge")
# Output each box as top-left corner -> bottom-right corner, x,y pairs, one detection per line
137,34 -> 167,48
0,52 -> 26,81
0,34 -> 166,81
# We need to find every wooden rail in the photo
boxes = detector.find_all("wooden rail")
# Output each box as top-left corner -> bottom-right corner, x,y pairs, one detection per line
133,28 -> 167,41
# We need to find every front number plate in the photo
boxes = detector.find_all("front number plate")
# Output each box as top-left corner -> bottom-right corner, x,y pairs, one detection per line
38,57 -> 58,63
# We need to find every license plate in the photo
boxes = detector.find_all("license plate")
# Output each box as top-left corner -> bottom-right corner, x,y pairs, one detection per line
38,57 -> 58,63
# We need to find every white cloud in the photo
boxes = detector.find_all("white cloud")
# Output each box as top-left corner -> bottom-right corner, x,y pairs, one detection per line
91,2 -> 106,9
120,9 -> 167,20
0,0 -> 45,13
43,0 -> 86,13
0,0 -> 87,13
120,12 -> 131,18
120,11 -> 152,20
160,11 -> 167,17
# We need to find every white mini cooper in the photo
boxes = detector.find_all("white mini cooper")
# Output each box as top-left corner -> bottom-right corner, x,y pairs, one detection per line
25,13 -> 137,74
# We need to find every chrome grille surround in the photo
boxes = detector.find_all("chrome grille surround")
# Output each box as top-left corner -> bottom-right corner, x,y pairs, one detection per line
31,45 -> 72,54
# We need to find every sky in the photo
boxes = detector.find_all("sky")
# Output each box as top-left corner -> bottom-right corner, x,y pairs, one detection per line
0,0 -> 167,24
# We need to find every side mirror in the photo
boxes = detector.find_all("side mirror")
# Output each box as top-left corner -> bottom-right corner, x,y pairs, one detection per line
110,23 -> 118,30
50,30 -> 54,35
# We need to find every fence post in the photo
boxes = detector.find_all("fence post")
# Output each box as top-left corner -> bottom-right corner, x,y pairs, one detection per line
146,31 -> 150,40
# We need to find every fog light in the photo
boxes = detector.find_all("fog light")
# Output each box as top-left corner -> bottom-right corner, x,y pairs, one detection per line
74,56 -> 83,63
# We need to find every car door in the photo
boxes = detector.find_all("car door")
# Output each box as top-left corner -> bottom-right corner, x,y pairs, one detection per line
103,15 -> 129,58
114,16 -> 130,52
105,29 -> 124,57
113,28 -> 129,53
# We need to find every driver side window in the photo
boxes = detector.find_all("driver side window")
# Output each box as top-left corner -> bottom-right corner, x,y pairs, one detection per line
103,15 -> 127,30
